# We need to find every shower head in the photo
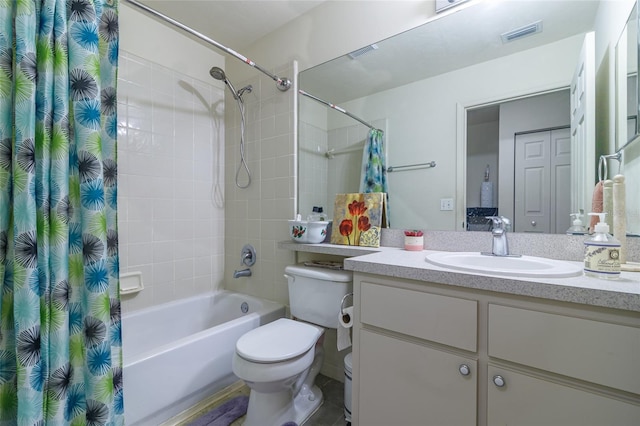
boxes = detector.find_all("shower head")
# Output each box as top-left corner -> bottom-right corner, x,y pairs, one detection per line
209,66 -> 226,81
209,66 -> 240,100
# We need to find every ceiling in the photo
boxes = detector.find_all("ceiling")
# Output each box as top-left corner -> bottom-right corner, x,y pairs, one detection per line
133,0 -> 327,50
300,0 -> 601,103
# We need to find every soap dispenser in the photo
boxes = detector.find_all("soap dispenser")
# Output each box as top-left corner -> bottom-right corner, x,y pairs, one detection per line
566,211 -> 587,235
307,206 -> 327,222
584,212 -> 620,279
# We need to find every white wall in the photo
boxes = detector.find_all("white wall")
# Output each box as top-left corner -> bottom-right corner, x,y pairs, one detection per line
118,5 -> 226,312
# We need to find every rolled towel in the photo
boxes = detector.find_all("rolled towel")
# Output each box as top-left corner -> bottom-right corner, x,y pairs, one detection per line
589,181 -> 603,232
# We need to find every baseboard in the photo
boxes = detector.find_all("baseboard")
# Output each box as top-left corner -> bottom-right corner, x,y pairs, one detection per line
320,363 -> 345,383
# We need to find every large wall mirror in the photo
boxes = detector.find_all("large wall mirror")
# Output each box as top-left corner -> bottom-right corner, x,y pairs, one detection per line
616,1 -> 640,235
298,0 -> 611,234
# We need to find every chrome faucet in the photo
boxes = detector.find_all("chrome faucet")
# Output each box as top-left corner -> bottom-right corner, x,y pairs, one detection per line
483,216 -> 519,257
233,268 -> 252,278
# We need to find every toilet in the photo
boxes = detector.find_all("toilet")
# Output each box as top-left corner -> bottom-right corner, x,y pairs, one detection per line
232,265 -> 353,426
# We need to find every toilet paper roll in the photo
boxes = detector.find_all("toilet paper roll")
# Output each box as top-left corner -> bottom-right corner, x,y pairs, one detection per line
337,307 -> 353,351
339,306 -> 354,329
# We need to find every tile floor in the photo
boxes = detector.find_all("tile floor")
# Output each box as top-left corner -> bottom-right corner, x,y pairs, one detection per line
180,374 -> 346,426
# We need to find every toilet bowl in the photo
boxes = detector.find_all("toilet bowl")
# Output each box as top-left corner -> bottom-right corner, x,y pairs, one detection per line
233,318 -> 324,426
232,265 -> 353,426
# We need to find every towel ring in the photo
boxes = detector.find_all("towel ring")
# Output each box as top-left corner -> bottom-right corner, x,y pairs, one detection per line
598,155 -> 608,182
599,152 -> 623,182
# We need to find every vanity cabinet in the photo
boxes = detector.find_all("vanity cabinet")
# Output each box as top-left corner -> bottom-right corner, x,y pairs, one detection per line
356,281 -> 478,426
352,273 -> 640,426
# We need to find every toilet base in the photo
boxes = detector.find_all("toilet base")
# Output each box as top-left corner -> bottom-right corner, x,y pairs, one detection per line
294,384 -> 323,425
243,384 -> 323,426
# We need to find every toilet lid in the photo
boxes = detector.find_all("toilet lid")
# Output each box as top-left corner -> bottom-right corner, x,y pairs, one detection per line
236,318 -> 322,363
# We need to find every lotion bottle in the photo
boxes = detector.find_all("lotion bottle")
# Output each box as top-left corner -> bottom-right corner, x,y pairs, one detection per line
584,212 -> 621,279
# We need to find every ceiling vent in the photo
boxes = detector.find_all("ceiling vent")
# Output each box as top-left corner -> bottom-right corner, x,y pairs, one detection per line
501,20 -> 543,43
347,44 -> 379,59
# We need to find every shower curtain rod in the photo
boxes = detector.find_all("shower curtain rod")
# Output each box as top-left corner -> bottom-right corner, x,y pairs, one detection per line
124,0 -> 291,92
299,90 -> 382,132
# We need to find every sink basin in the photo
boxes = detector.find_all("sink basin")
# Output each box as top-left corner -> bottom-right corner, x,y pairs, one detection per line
425,252 -> 583,278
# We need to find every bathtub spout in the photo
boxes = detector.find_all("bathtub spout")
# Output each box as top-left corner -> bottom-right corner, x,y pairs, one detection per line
233,268 -> 252,278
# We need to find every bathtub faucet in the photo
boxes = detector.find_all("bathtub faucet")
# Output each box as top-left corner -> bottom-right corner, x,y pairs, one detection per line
233,268 -> 252,278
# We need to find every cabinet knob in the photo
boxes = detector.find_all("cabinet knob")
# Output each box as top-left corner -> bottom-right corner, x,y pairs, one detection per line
531,221 -> 537,227
493,375 -> 506,387
458,364 -> 471,376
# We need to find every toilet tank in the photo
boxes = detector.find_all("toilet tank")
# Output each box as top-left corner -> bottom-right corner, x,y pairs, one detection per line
284,265 -> 353,329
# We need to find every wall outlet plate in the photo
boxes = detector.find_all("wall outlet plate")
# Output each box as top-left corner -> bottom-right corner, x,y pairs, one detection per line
440,198 -> 454,211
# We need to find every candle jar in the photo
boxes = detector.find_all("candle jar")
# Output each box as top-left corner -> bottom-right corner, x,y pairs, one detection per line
404,235 -> 424,251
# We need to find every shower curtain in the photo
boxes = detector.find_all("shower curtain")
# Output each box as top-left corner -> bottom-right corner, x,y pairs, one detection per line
360,128 -> 389,224
0,1 -> 122,424
360,129 -> 387,193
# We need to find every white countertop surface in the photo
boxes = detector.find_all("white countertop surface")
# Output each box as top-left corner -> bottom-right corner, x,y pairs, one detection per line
343,248 -> 640,312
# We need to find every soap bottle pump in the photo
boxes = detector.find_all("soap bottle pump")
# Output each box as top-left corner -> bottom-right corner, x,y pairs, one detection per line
584,212 -> 621,279
566,211 -> 587,235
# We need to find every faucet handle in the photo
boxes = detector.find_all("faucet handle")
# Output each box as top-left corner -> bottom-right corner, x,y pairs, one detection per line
485,216 -> 503,227
485,216 -> 511,232
500,216 -> 512,231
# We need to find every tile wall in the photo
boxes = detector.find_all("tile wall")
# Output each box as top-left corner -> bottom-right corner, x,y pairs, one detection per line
117,51 -> 226,312
223,62 -> 298,306
298,121 -> 328,218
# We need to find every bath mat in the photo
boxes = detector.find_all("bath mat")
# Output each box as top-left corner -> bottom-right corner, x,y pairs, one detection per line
187,395 -> 249,426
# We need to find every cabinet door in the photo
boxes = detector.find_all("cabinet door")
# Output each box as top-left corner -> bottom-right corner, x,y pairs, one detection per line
359,330 -> 476,426
488,365 -> 640,426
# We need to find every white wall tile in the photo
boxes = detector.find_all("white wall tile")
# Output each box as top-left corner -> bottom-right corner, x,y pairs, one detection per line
118,50 -> 225,312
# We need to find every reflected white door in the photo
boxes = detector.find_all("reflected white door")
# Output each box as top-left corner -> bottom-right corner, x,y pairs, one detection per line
570,32 -> 596,215
514,128 -> 571,233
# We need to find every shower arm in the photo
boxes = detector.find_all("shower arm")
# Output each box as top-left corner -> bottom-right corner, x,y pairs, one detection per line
124,0 -> 292,92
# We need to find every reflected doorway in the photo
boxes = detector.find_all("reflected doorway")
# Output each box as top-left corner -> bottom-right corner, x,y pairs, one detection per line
466,89 -> 571,234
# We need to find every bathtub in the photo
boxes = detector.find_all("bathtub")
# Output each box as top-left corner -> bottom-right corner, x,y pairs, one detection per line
122,291 -> 285,426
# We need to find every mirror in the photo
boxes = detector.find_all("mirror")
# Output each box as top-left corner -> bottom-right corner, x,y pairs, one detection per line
298,0 -> 604,232
616,2 -> 638,149
616,1 -> 640,235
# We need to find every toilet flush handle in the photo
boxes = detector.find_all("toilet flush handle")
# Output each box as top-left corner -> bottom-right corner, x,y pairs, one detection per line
283,273 -> 294,283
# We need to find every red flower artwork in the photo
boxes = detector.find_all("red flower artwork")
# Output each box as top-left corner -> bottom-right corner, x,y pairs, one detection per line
358,216 -> 371,232
339,219 -> 354,245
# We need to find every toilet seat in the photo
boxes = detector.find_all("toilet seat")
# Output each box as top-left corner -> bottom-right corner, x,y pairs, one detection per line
236,318 -> 322,363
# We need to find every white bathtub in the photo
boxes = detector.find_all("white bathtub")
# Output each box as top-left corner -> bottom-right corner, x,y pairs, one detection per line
122,291 -> 285,426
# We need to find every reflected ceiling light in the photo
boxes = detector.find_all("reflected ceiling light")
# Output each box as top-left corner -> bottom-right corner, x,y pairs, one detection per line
501,20 -> 543,43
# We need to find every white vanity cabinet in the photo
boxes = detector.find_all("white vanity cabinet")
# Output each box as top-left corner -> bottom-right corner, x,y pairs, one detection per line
355,280 -> 478,426
487,304 -> 640,425
352,273 -> 640,426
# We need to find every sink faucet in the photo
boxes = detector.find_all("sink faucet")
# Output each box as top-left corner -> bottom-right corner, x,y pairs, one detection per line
233,268 -> 252,278
483,216 -> 519,257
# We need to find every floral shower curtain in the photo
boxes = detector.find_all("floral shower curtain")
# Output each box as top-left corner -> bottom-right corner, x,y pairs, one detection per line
0,1 -> 122,424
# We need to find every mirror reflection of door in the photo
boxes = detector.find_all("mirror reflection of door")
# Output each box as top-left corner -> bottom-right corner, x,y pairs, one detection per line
514,128 -> 571,233
466,90 -> 571,234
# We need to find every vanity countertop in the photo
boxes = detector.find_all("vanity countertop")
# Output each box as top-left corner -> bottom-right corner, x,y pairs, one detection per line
279,240 -> 640,312
343,248 -> 640,313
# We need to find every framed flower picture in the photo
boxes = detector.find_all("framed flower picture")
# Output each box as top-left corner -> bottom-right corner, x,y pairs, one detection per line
330,193 -> 388,247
